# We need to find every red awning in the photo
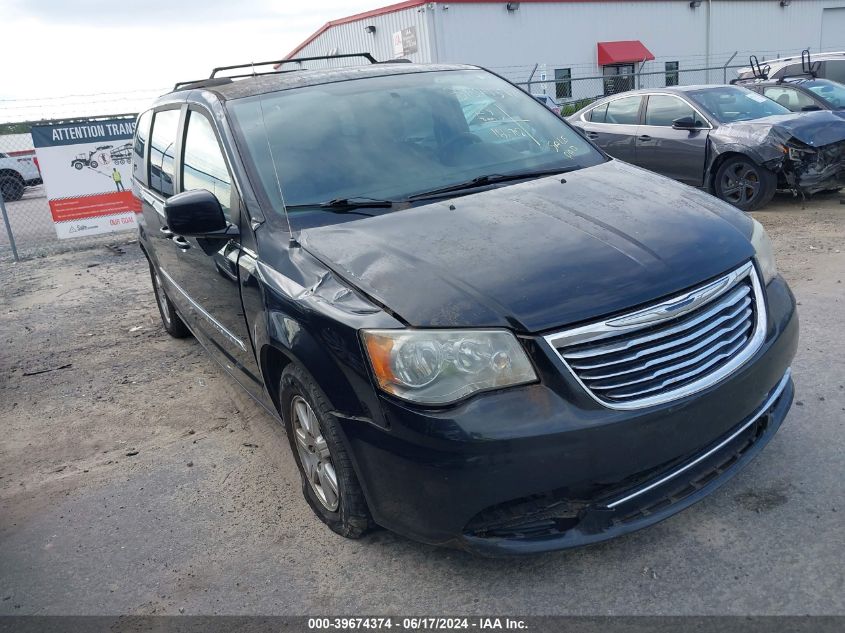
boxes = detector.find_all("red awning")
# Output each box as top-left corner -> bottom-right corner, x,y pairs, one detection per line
597,40 -> 655,66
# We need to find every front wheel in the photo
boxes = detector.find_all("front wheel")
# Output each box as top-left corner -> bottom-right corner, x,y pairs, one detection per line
148,261 -> 190,338
714,156 -> 777,211
0,175 -> 24,202
280,365 -> 373,539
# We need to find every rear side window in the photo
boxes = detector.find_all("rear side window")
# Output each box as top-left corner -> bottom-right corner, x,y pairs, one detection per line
149,109 -> 180,197
762,86 -> 817,112
181,110 -> 233,221
823,60 -> 845,83
604,96 -> 642,125
644,95 -> 700,126
587,103 -> 608,122
133,111 -> 151,184
774,63 -> 803,79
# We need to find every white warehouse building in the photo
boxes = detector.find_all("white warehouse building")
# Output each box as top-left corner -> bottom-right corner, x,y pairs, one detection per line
285,0 -> 845,102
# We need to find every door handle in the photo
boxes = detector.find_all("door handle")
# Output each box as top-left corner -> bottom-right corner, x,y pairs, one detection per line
159,225 -> 173,238
638,135 -> 652,141
172,235 -> 191,250
586,131 -> 599,139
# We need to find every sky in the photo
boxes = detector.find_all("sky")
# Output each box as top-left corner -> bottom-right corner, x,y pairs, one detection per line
0,0 -> 378,121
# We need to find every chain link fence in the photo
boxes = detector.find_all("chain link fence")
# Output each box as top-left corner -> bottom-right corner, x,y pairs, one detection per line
515,61 -> 749,116
0,116 -> 141,263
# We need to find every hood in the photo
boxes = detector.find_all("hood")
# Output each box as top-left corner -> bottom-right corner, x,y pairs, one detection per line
299,160 -> 755,333
712,110 -> 845,162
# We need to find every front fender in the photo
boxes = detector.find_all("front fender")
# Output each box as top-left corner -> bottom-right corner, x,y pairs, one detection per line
241,244 -> 401,427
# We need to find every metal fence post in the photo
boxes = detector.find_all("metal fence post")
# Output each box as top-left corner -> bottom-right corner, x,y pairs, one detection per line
0,190 -> 20,262
524,63 -> 539,94
723,51 -> 738,84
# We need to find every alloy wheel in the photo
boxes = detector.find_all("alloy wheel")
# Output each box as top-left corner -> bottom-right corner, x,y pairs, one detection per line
290,395 -> 339,511
721,162 -> 760,206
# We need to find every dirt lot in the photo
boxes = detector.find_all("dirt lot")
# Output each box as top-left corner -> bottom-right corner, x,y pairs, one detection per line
1,192 -> 843,615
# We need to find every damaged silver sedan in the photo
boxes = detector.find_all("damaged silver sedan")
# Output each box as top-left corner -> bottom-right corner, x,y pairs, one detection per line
569,84 -> 845,210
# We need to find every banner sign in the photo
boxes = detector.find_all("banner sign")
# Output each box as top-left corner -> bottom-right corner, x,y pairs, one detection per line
392,26 -> 418,58
31,118 -> 140,239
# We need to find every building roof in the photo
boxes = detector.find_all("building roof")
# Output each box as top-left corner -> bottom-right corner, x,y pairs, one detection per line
285,0 -> 679,60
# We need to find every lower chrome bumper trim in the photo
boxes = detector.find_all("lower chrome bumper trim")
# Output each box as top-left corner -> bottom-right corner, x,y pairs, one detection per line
606,367 -> 792,510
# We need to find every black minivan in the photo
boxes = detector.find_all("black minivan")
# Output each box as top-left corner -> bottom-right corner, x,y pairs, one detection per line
132,56 -> 798,555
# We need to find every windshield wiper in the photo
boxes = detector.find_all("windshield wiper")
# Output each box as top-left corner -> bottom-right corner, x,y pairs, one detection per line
408,166 -> 582,201
284,197 -> 396,216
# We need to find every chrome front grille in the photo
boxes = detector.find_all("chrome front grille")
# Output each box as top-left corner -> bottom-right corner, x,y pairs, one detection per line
545,262 -> 767,410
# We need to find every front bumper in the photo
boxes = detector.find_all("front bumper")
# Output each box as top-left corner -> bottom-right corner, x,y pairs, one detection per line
338,275 -> 798,555
788,140 -> 845,195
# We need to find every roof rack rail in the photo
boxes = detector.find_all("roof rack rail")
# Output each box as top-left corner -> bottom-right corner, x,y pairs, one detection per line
172,77 -> 234,91
774,49 -> 820,83
211,53 -> 378,78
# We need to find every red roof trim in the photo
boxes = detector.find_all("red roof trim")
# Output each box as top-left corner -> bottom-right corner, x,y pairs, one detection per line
596,40 -> 655,65
285,0 -> 426,60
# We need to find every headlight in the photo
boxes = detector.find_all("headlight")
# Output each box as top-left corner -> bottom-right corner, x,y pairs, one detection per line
361,329 -> 537,405
750,218 -> 777,284
784,145 -> 816,162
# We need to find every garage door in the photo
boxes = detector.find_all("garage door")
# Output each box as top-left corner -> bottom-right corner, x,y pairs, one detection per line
821,7 -> 845,51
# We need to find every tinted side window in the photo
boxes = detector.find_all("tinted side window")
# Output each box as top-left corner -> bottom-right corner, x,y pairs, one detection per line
774,63 -> 803,79
824,60 -> 845,83
149,109 -> 180,197
587,103 -> 608,122
133,111 -> 152,183
182,111 -> 232,221
644,95 -> 699,126
604,96 -> 642,125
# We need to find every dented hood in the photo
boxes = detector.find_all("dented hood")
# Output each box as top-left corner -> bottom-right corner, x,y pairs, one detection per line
299,160 -> 755,333
711,110 -> 845,162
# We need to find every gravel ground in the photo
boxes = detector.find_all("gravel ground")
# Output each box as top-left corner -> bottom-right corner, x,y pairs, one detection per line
0,192 -> 843,615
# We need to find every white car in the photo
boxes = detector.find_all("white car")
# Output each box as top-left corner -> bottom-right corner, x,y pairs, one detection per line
736,51 -> 845,83
0,152 -> 42,202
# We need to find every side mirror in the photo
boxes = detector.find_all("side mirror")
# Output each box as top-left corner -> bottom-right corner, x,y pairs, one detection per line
672,116 -> 699,130
164,189 -> 234,238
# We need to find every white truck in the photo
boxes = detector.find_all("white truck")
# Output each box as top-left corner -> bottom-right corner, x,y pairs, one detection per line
0,152 -> 42,202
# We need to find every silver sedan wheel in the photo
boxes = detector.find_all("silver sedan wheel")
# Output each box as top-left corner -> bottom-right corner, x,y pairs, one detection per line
290,395 -> 339,512
153,269 -> 172,327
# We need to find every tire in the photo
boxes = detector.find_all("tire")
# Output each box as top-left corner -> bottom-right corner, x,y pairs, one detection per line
0,174 -> 25,202
280,364 -> 373,539
148,260 -> 191,338
90,160 -> 98,169
714,156 -> 777,211
73,161 -> 84,170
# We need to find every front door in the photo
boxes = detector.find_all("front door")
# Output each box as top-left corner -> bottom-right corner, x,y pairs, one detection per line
160,108 -> 263,396
635,94 -> 709,186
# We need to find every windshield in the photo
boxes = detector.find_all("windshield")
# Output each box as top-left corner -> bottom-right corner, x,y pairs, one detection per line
687,86 -> 791,123
227,69 -> 605,218
804,79 -> 845,109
